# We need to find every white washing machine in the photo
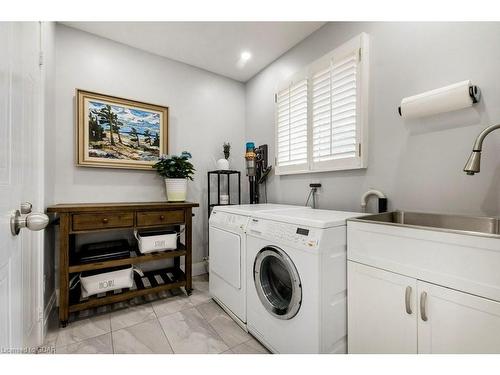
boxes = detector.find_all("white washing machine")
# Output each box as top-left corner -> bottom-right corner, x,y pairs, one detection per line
208,204 -> 306,328
245,208 -> 364,353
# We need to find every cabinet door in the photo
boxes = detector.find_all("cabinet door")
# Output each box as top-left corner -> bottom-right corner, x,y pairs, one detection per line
417,281 -> 500,353
348,261 -> 417,353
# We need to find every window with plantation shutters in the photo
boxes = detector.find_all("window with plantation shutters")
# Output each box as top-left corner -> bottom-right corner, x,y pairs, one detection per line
312,51 -> 359,167
276,79 -> 308,172
275,33 -> 369,175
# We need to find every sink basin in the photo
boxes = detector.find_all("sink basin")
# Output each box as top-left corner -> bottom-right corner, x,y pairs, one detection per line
350,211 -> 500,237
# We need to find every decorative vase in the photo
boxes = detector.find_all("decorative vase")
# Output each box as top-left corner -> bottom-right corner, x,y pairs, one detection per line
164,178 -> 187,202
216,158 -> 230,170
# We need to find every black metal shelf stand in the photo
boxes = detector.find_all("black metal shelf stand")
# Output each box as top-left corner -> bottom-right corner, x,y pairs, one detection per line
207,170 -> 241,219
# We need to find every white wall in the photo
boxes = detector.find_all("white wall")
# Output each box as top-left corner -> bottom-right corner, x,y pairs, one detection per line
246,22 -> 500,216
54,24 -> 246,264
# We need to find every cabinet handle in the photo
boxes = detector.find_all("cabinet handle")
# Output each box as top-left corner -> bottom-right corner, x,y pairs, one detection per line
102,218 -> 109,224
160,215 -> 165,220
420,291 -> 428,321
405,286 -> 412,314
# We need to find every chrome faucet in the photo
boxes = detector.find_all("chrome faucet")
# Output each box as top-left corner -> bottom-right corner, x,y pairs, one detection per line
464,123 -> 500,175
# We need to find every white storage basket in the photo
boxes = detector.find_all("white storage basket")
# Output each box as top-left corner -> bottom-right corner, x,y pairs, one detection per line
80,266 -> 135,298
134,229 -> 179,254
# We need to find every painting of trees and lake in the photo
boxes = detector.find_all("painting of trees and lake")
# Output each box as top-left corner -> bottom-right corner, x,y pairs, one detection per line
77,90 -> 168,170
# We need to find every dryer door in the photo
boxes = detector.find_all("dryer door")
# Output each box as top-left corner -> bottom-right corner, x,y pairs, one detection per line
254,246 -> 302,320
210,227 -> 241,289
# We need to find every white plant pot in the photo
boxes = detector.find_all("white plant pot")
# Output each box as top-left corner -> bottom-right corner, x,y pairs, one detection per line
164,178 -> 187,202
216,158 -> 230,170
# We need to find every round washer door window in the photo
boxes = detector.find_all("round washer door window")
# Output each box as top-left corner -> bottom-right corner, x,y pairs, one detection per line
253,246 -> 302,320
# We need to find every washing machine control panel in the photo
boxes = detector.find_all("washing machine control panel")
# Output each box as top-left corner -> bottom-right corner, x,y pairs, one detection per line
247,219 -> 320,250
209,211 -> 249,232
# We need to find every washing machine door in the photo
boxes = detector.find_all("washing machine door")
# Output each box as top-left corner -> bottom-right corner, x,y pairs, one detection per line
253,246 -> 302,320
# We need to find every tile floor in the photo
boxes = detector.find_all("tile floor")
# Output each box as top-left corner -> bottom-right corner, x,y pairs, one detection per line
41,274 -> 269,354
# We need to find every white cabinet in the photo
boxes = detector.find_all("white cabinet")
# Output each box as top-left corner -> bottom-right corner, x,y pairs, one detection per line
417,280 -> 500,353
348,261 -> 500,353
348,262 -> 417,353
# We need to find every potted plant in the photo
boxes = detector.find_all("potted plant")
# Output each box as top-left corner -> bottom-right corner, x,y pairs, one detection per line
216,142 -> 231,170
153,151 -> 195,202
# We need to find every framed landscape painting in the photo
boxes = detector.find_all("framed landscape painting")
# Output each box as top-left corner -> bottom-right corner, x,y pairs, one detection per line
76,89 -> 168,170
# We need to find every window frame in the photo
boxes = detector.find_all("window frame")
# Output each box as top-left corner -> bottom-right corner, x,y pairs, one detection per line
274,32 -> 370,176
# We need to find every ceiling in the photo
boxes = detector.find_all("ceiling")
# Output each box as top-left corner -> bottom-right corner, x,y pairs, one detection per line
62,22 -> 326,82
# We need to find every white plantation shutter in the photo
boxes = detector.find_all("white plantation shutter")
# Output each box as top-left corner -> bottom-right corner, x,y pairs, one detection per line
274,33 -> 368,175
276,79 -> 308,171
312,50 -> 360,168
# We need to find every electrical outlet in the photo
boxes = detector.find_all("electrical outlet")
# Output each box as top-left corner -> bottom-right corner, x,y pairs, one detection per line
309,181 -> 322,194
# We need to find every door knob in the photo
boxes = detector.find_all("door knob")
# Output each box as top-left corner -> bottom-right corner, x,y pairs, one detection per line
10,210 -> 49,236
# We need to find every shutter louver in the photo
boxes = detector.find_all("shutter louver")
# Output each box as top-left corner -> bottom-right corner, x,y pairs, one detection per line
276,79 -> 308,168
312,52 -> 358,163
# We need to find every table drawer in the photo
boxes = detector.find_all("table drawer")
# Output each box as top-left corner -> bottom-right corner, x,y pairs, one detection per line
136,210 -> 185,227
72,212 -> 134,231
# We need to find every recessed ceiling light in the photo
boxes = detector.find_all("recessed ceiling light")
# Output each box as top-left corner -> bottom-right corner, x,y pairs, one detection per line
240,51 -> 252,61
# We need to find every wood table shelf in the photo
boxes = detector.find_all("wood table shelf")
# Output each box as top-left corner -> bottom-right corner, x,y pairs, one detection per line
47,201 -> 199,327
69,267 -> 186,313
68,246 -> 187,273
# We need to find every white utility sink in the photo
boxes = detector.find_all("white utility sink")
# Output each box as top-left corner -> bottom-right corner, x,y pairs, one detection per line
347,211 -> 500,302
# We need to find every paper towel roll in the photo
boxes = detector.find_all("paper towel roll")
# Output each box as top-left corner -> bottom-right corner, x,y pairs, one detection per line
399,80 -> 479,119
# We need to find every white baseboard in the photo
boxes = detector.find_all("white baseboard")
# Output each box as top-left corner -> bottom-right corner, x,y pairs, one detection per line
192,261 -> 208,276
180,260 -> 207,277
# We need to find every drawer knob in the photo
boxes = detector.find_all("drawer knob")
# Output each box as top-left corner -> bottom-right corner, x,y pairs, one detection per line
102,218 -> 109,224
160,215 -> 165,220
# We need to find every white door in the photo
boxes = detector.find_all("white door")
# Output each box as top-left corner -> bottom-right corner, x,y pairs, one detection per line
0,22 -> 45,352
347,261 -> 417,353
417,281 -> 500,353
209,227 -> 241,289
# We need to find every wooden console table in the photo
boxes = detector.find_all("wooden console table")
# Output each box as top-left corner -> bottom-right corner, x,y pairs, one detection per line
47,201 -> 199,327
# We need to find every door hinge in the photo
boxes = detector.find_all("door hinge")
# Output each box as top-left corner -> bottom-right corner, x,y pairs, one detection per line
39,51 -> 44,67
358,48 -> 362,62
274,93 -> 277,103
358,143 -> 362,157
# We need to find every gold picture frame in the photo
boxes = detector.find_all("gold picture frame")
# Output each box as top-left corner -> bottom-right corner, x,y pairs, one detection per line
76,89 -> 169,170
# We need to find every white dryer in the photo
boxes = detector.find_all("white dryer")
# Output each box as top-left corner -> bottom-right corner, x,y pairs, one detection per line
208,204 -> 305,328
245,208 -> 364,353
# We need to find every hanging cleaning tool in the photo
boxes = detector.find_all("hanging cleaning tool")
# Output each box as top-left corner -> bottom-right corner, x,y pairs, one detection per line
245,142 -> 256,177
245,142 -> 257,203
245,142 -> 272,204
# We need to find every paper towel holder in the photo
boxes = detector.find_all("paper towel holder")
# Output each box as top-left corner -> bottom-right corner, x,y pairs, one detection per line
398,84 -> 481,116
